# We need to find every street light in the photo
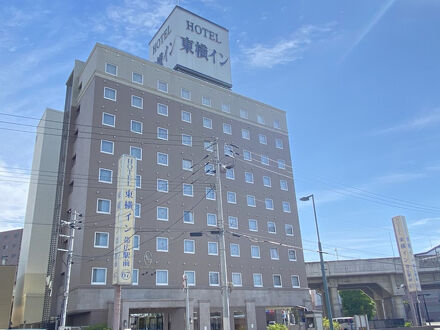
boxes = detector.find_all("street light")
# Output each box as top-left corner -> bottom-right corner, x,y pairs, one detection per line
300,194 -> 334,330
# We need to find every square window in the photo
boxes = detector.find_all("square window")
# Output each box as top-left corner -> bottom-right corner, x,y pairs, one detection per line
97,199 -> 111,214
183,184 -> 193,197
157,127 -> 168,140
245,172 -> 254,184
224,144 -> 234,157
247,195 -> 256,207
270,248 -> 279,260
204,141 -> 214,152
208,242 -> 218,255
157,80 -> 168,93
248,219 -> 258,232
181,88 -> 191,100
135,203 -> 141,218
288,249 -> 297,261
132,269 -> 139,285
273,120 -> 281,129
102,113 -> 115,127
263,176 -> 272,187
202,96 -> 211,107
157,179 -> 169,193
157,103 -> 168,116
104,87 -> 116,101
275,138 -> 283,149
240,109 -> 248,119
133,235 -> 140,250
182,159 -> 193,171
184,239 -> 195,254
182,134 -> 192,146
207,213 -> 217,226
205,163 -> 215,175
181,110 -> 192,123
221,103 -> 230,113
251,245 -> 260,259
278,159 -> 286,169
184,270 -> 195,286
130,146 -> 142,160
259,134 -> 267,145
257,115 -> 265,125
183,211 -> 194,224
291,275 -> 300,288
241,129 -> 250,140
228,216 -> 238,229
209,271 -> 219,286
283,202 -> 291,213
131,95 -> 143,109
223,123 -> 232,135
226,168 -> 235,180
157,152 -> 168,166
99,168 -> 112,183
227,191 -> 236,204
156,270 -> 168,285
232,273 -> 242,287
261,155 -> 269,165
273,274 -> 282,288
265,198 -> 274,210
94,232 -> 109,248
203,117 -> 212,129
206,187 -> 216,200
253,273 -> 263,287
230,243 -> 240,257
267,222 -> 276,234
131,120 -> 143,134
280,180 -> 288,191
101,140 -> 114,154
156,237 -> 168,252
132,72 -> 143,84
136,175 -> 141,188
105,63 -> 117,75
91,268 -> 107,285
285,224 -> 294,236
157,207 -> 168,221
243,150 -> 252,161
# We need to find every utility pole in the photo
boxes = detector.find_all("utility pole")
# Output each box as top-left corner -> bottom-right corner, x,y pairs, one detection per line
183,274 -> 191,330
59,209 -> 82,329
214,138 -> 231,330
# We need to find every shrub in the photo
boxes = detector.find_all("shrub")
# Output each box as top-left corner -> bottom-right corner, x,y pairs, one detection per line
267,323 -> 288,330
84,324 -> 111,330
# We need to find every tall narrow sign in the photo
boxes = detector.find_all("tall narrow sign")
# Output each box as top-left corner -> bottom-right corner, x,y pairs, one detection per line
113,155 -> 137,285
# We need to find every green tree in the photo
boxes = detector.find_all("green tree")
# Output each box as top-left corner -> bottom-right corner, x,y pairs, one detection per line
340,290 -> 376,319
323,317 -> 340,330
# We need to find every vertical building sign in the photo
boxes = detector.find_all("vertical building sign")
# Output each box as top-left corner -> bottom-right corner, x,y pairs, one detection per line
113,155 -> 137,285
392,215 -> 421,292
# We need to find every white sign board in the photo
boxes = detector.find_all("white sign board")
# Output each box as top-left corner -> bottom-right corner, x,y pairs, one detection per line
392,215 -> 421,292
113,155 -> 137,285
149,6 -> 231,88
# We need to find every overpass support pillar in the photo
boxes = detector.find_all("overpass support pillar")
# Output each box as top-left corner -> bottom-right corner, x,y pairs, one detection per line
374,300 -> 385,319
329,287 -> 342,318
392,296 -> 406,319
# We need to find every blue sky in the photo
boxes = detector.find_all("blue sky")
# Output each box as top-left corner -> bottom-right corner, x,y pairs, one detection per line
0,0 -> 439,262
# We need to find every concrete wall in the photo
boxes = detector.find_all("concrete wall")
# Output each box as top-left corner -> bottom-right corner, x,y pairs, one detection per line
0,266 -> 16,328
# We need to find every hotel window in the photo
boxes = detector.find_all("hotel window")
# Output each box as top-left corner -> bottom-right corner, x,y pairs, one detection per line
288,249 -> 297,261
243,150 -> 252,161
259,134 -> 267,145
241,129 -> 250,140
99,168 -> 112,183
102,113 -> 115,127
131,120 -> 143,134
206,187 -> 216,200
104,87 -> 116,101
130,146 -> 142,160
232,273 -> 242,287
204,141 -> 214,152
202,96 -> 211,107
248,219 -> 258,232
157,80 -> 168,93
251,245 -> 260,259
225,168 -> 235,180
273,274 -> 282,288
283,202 -> 291,213
208,242 -> 218,255
183,211 -> 194,224
285,224 -> 294,236
263,176 -> 271,187
203,117 -> 212,129
227,191 -> 236,204
280,180 -> 288,191
133,235 -> 140,250
157,103 -> 168,116
228,216 -> 238,229
105,63 -> 117,75
265,198 -> 274,210
267,221 -> 276,234
184,239 -> 195,254
273,120 -> 281,129
182,159 -> 193,171
132,269 -> 139,285
245,172 -> 254,184
94,232 -> 109,248
136,175 -> 141,188
230,243 -> 240,257
240,109 -> 248,119
261,155 -> 269,165
257,115 -> 265,125
132,72 -> 143,84
221,103 -> 230,113
181,110 -> 191,123
156,237 -> 168,252
181,88 -> 191,100
157,152 -> 168,166
223,123 -> 232,135
253,273 -> 263,287
156,270 -> 168,285
135,203 -> 141,218
205,163 -> 214,175
157,207 -> 168,221
157,127 -> 168,140
207,213 -> 217,226
209,272 -> 220,286
183,184 -> 194,197
270,248 -> 279,260
157,179 -> 169,193
291,275 -> 300,288
247,195 -> 256,207
182,134 -> 192,146
184,271 -> 195,286
131,95 -> 143,109
224,144 -> 234,157
97,199 -> 111,214
91,268 -> 107,285
275,138 -> 283,149
278,159 -> 286,169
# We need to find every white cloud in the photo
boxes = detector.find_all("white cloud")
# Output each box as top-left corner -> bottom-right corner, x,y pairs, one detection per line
409,217 -> 440,227
377,108 -> 440,134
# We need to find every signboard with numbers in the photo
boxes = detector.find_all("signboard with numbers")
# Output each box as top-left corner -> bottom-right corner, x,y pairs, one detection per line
112,154 -> 137,285
392,215 -> 421,292
149,6 -> 231,88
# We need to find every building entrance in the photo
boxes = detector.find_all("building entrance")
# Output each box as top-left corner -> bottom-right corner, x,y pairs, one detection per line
130,313 -> 164,330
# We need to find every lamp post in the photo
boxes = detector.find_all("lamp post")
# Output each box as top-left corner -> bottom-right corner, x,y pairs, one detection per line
300,194 -> 334,330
